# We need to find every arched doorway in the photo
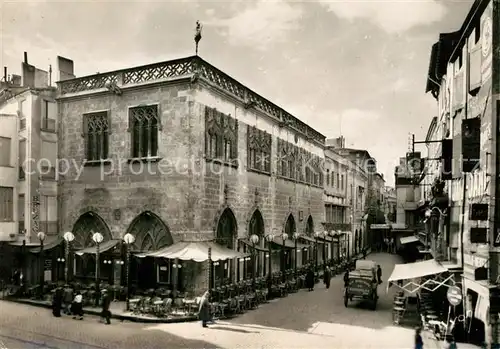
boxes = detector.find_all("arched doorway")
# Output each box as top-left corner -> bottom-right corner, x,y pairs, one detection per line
71,212 -> 112,280
215,208 -> 237,286
246,209 -> 264,279
126,211 -> 173,289
282,214 -> 295,272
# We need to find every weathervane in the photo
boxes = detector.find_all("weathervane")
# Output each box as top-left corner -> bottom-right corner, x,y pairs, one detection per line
194,20 -> 203,56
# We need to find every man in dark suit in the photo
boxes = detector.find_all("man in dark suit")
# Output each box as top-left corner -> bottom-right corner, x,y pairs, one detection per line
101,289 -> 111,325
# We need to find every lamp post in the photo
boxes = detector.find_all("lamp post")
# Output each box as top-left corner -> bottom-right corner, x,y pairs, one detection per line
329,230 -> 336,264
264,233 -> 275,293
172,261 -> 182,299
313,231 -> 321,272
92,232 -> 104,306
56,257 -> 65,282
249,233 -> 259,290
281,232 -> 289,283
123,233 -> 135,311
292,231 -> 300,276
63,231 -> 75,283
37,231 -> 46,299
322,230 -> 328,265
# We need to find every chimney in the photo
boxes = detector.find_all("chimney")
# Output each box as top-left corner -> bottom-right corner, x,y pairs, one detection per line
3,67 -> 6,82
56,56 -> 75,82
24,52 -> 28,64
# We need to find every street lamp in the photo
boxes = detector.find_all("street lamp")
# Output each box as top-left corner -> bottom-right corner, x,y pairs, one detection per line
281,232 -> 289,283
249,233 -> 259,289
292,231 -> 300,275
37,231 -> 46,299
264,233 -> 275,293
63,231 -> 75,283
56,257 -> 65,282
92,231 -> 104,306
322,230 -> 328,266
313,231 -> 323,272
328,230 -> 337,265
123,232 -> 135,311
172,261 -> 182,299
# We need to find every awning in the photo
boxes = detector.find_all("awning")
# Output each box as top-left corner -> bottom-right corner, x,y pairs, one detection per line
239,239 -> 267,252
75,239 -> 121,256
135,241 -> 248,262
272,237 -> 308,249
30,236 -> 63,253
400,236 -> 420,245
387,259 -> 454,293
299,235 -> 316,243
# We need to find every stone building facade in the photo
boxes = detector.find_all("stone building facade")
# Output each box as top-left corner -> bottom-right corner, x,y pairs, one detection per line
56,56 -> 325,292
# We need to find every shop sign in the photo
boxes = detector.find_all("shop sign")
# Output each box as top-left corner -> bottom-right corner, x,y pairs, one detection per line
370,224 -> 391,229
447,286 -> 462,306
463,254 -> 487,269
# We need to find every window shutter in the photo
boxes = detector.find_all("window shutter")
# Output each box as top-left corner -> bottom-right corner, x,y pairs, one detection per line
82,115 -> 89,159
462,117 -> 481,172
452,112 -> 463,178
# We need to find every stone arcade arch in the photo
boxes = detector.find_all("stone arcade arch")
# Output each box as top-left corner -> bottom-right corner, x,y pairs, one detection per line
282,214 -> 296,271
126,211 -> 174,289
247,209 -> 265,278
71,212 -> 113,279
72,212 -> 113,249
126,211 -> 173,252
215,208 -> 237,286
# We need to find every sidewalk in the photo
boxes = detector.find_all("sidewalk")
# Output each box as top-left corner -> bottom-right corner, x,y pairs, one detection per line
5,297 -> 196,323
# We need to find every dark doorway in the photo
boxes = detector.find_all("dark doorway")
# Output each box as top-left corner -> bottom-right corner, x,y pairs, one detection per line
215,208 -> 237,287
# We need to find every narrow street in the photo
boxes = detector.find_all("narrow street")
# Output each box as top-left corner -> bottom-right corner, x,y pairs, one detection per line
0,253 -> 427,348
148,253 -> 427,348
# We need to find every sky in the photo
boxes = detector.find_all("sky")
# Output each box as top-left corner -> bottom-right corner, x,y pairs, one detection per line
0,0 -> 475,186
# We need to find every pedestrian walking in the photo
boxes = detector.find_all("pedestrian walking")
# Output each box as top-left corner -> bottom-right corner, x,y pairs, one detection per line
71,289 -> 84,320
323,266 -> 331,289
63,285 -> 73,315
305,267 -> 315,291
52,287 -> 63,317
343,268 -> 350,288
377,265 -> 382,284
198,290 -> 210,328
415,327 -> 424,349
100,289 -> 112,325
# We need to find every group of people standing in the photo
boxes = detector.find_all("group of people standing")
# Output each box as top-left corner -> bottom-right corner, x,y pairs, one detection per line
52,285 -> 112,325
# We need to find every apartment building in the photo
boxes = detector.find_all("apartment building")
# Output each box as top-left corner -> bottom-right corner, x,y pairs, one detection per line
423,0 -> 499,344
0,52 -> 59,283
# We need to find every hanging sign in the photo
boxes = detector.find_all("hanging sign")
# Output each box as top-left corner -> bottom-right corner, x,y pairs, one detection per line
447,285 -> 462,306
